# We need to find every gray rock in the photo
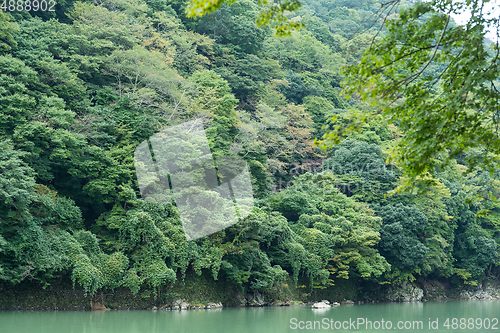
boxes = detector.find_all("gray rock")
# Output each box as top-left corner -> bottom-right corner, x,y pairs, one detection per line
235,294 -> 247,307
312,301 -> 331,309
386,283 -> 424,302
422,280 -> 447,300
206,302 -> 223,309
247,292 -> 265,307
459,283 -> 500,300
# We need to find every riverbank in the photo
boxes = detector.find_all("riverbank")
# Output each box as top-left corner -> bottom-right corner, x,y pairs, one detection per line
1,273 -> 499,311
2,300 -> 499,333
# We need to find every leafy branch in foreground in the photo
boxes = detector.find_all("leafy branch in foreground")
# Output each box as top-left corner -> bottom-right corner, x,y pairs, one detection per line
320,0 -> 500,194
185,0 -> 304,36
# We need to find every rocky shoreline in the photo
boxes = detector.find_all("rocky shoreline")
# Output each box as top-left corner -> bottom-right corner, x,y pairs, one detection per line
1,277 -> 500,311
379,279 -> 500,303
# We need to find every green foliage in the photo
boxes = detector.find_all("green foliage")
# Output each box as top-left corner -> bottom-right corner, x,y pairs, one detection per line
0,11 -> 19,54
268,172 -> 390,283
0,140 -> 36,217
186,0 -> 304,37
322,139 -> 397,202
32,185 -> 84,231
338,0 -> 500,194
375,204 -> 428,271
2,0 -> 500,297
302,96 -> 336,137
70,230 -> 129,294
0,55 -> 37,135
195,0 -> 266,54
446,189 -> 499,283
300,14 -> 339,52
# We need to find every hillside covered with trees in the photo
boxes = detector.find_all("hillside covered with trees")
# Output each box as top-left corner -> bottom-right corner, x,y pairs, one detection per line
1,0 -> 499,304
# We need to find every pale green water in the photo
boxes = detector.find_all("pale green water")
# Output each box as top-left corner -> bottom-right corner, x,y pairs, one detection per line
0,301 -> 499,332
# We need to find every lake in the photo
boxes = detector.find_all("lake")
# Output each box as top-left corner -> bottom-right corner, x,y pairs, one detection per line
0,300 -> 499,332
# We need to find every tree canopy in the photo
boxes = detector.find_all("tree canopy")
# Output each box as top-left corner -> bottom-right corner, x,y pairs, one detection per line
1,0 -> 500,301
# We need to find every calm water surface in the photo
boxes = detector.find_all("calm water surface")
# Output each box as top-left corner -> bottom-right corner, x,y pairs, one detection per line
0,300 -> 499,332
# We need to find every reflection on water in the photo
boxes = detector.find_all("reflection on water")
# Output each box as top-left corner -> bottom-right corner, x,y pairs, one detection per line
0,300 -> 499,333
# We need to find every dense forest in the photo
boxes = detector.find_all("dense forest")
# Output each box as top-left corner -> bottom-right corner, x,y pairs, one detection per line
0,0 -> 499,301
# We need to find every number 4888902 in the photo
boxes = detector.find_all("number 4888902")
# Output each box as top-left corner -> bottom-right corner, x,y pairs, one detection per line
1,0 -> 56,11
443,318 -> 499,330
